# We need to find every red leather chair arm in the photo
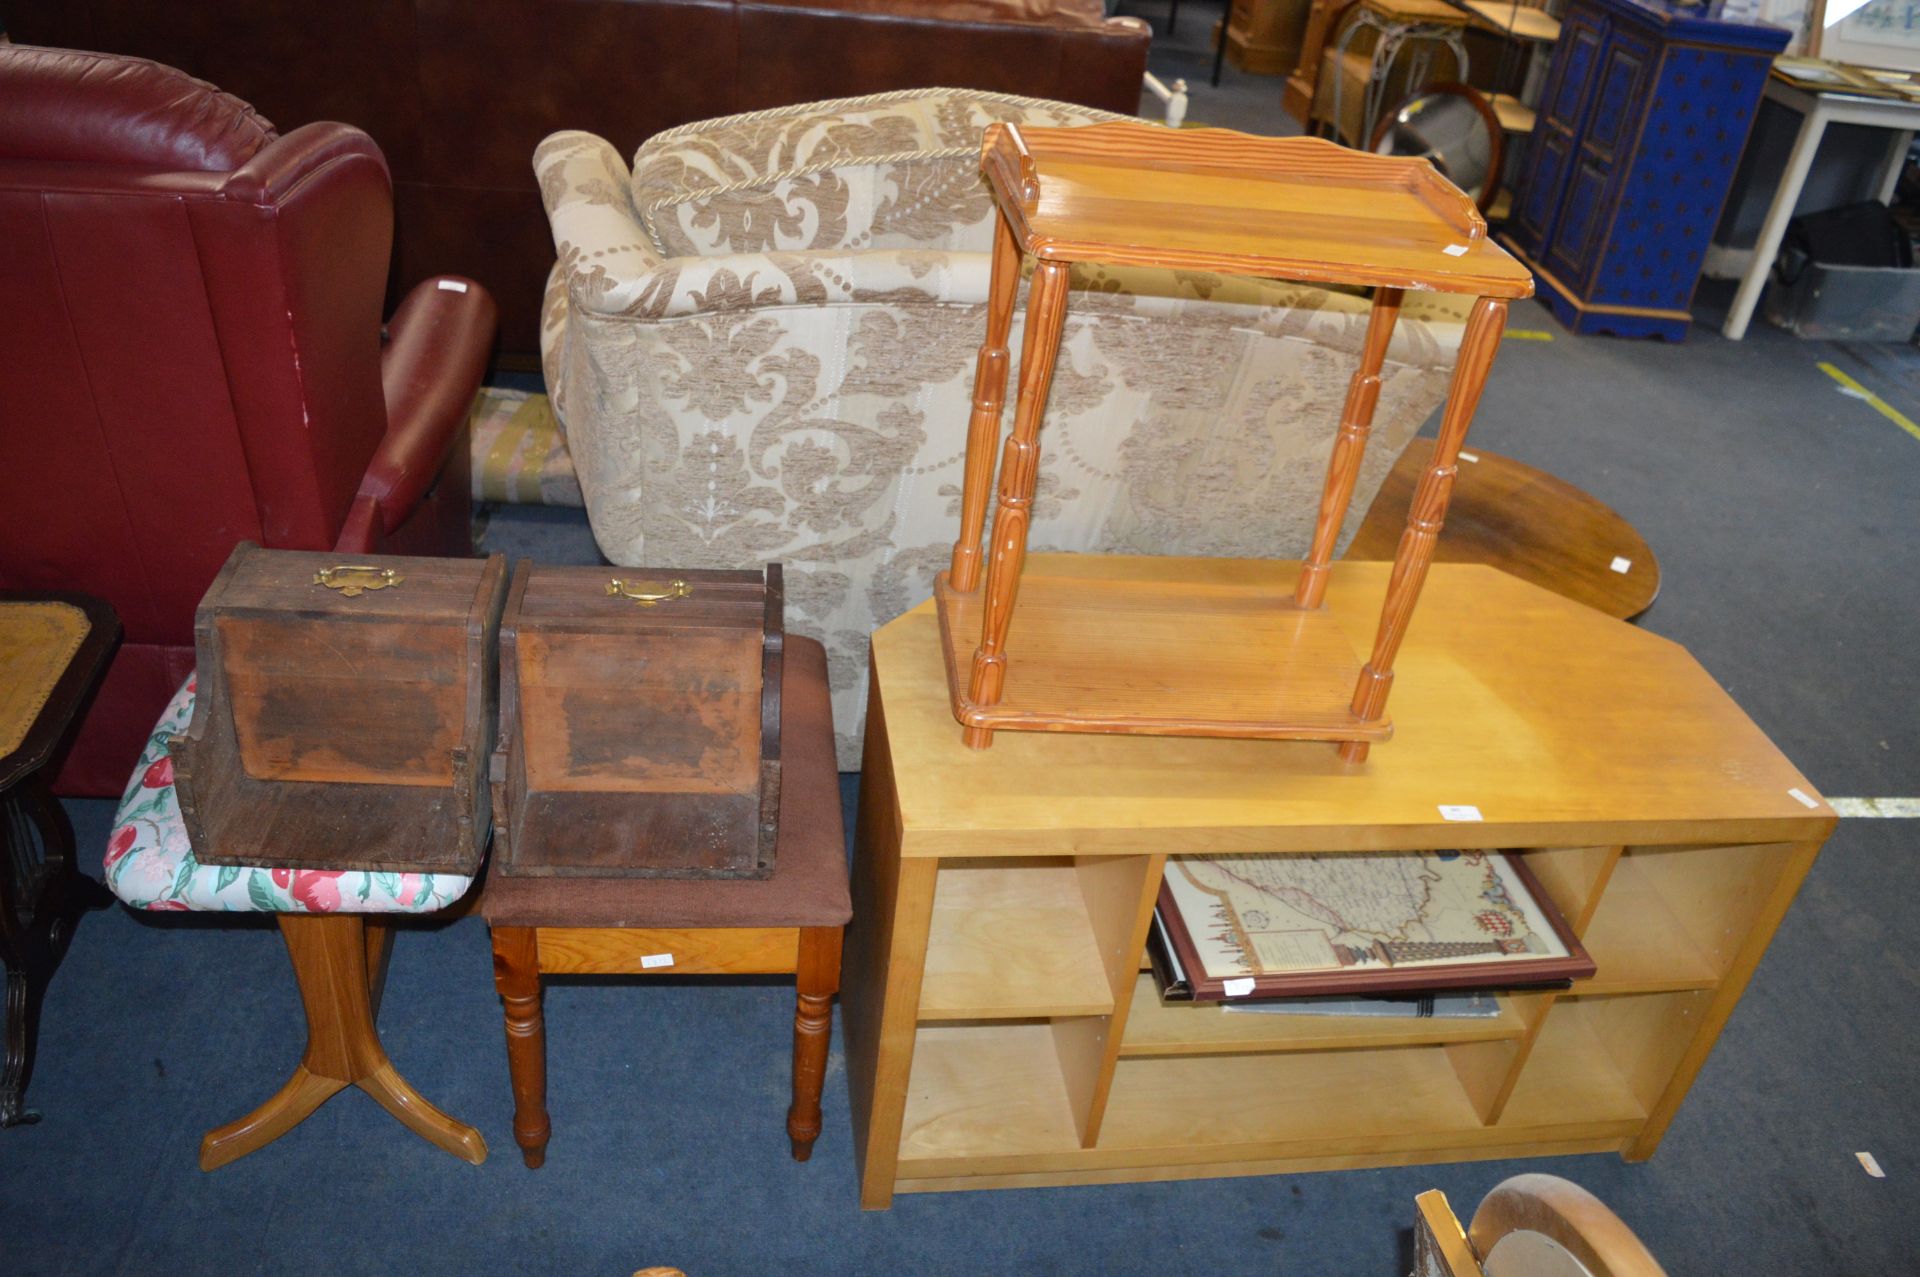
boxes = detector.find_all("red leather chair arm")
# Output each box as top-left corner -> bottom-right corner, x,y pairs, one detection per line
220,121 -> 387,204
353,275 -> 498,540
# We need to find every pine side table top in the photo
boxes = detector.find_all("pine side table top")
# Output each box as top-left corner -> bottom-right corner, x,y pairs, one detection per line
981,121 -> 1535,298
875,558 -> 1832,857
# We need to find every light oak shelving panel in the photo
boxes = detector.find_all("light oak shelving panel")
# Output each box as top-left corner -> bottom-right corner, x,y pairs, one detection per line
1101,1047 -> 1490,1151
846,573 -> 1836,1208
899,1023 -> 1081,1163
1499,992 -> 1709,1129
880,838 -> 1817,1196
918,858 -> 1115,1020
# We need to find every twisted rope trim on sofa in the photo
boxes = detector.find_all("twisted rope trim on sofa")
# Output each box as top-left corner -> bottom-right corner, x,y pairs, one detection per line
639,86 -> 1127,152
632,88 -> 1133,254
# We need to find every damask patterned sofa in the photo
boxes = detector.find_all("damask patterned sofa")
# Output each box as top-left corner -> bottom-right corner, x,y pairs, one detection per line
537,89 -> 1474,764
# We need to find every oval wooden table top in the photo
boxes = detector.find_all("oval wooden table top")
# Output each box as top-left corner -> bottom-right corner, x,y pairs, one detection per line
1346,439 -> 1661,620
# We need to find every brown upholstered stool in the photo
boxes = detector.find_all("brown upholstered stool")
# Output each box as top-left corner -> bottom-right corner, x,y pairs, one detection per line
480,637 -> 852,1167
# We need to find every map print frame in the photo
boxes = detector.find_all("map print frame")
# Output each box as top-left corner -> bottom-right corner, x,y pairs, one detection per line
1156,851 -> 1595,1001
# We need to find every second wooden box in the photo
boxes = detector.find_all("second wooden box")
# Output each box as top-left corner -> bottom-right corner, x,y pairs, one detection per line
491,563 -> 784,879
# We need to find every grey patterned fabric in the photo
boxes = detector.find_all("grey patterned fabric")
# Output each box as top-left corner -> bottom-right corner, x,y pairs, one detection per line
537,89 -> 1472,765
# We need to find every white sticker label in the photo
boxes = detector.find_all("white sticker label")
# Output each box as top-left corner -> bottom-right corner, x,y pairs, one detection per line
437,279 -> 469,293
1858,1151 -> 1886,1178
1222,977 -> 1256,998
1442,244 -> 1469,257
1788,787 -> 1820,810
1439,805 -> 1483,822
640,953 -> 674,969
1458,449 -> 1480,463
1609,556 -> 1632,574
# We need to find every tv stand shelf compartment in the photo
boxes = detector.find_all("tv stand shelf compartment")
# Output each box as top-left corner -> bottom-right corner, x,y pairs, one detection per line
844,558 -> 1835,1209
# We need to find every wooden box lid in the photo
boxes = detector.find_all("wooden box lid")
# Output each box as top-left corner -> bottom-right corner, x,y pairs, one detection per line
493,563 -> 784,879
170,544 -> 509,875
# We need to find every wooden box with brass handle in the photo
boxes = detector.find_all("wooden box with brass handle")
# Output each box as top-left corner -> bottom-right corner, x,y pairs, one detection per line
491,562 -> 783,879
169,542 -> 510,874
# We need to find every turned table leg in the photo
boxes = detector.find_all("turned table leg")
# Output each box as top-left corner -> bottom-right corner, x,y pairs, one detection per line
1341,296 -> 1508,764
949,215 -> 1024,592
964,257 -> 1073,749
1296,287 -> 1403,610
787,925 -> 843,1161
490,925 -> 550,1168
199,913 -> 486,1171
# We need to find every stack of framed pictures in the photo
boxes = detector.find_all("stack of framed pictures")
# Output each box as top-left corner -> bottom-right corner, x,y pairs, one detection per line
1771,54 -> 1920,99
1148,850 -> 1593,1007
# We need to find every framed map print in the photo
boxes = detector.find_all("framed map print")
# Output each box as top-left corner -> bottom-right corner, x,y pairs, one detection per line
1812,0 -> 1920,72
1155,851 -> 1594,1001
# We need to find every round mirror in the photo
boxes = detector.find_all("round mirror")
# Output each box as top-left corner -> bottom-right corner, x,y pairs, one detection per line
1370,82 -> 1504,215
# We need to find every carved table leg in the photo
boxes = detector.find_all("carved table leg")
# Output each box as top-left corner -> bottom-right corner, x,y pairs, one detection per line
0,773 -> 107,1128
787,924 -> 843,1161
1341,296 -> 1508,764
1,968 -> 44,1128
1296,287 -> 1403,610
200,913 -> 486,1170
964,257 -> 1073,749
950,215 -> 1024,592
491,925 -> 550,1169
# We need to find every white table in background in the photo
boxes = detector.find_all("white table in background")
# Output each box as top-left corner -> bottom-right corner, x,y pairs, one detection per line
1721,76 -> 1920,340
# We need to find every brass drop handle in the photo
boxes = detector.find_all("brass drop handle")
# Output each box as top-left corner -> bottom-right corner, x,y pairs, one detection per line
313,565 -> 404,597
606,578 -> 691,607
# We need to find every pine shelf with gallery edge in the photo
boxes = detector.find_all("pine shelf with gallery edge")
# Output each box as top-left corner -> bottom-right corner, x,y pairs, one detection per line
935,119 -> 1534,758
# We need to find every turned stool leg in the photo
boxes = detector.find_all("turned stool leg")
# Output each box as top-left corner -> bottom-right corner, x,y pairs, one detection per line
1296,287 -> 1403,610
200,914 -> 486,1171
949,215 -> 1024,592
491,926 -> 551,1169
787,925 -> 843,1161
964,258 -> 1074,749
1341,296 -> 1508,764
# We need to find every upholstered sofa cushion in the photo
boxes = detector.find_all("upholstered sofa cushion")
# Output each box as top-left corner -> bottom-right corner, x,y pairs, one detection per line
633,88 -> 1128,258
104,676 -> 474,914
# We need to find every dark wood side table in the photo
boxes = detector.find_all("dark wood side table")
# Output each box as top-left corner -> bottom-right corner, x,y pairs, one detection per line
480,637 -> 851,1167
0,591 -> 119,1127
1346,438 -> 1661,620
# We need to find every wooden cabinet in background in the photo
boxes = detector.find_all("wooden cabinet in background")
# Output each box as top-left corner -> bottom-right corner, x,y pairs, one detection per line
1224,0 -> 1316,77
1499,0 -> 1788,338
1286,0 -> 1358,122
843,557 -> 1833,1208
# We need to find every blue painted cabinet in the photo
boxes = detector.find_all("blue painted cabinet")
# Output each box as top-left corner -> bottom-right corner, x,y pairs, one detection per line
1501,0 -> 1788,339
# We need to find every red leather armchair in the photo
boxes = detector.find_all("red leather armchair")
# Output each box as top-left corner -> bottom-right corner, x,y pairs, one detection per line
0,46 -> 497,794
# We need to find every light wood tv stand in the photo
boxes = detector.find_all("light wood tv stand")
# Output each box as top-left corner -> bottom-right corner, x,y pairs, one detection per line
844,556 -> 1835,1209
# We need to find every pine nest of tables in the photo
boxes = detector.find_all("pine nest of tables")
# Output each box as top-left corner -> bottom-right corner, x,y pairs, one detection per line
934,120 -> 1534,759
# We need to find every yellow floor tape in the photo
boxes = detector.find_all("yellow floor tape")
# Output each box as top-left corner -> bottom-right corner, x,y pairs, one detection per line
1818,361 -> 1920,443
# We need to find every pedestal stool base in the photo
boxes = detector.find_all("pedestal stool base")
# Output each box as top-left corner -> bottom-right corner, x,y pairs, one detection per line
200,914 -> 486,1171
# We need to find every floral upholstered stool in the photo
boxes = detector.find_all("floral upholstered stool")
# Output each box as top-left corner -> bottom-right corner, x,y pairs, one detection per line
106,677 -> 486,1170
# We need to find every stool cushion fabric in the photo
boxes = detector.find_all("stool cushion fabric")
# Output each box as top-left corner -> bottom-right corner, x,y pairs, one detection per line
480,636 -> 851,929
104,675 -> 475,913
